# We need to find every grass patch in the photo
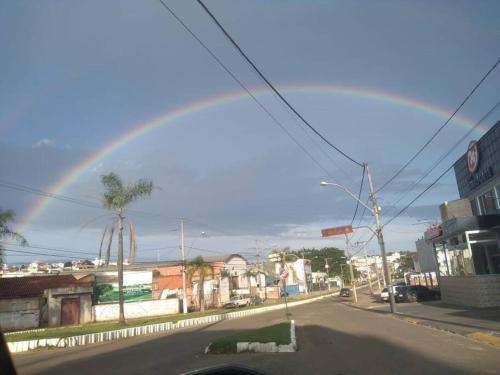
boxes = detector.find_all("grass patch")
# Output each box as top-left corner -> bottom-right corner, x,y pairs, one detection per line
209,322 -> 291,354
6,289 -> 332,342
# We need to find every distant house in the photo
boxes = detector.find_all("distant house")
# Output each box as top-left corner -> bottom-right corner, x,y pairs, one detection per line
0,274 -> 94,331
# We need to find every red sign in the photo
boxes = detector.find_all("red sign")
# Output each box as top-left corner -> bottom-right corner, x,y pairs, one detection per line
321,225 -> 353,237
467,141 -> 479,173
279,268 -> 289,279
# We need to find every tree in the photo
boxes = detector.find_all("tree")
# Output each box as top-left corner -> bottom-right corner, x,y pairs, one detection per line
292,247 -> 360,284
100,173 -> 153,323
0,209 -> 27,267
187,256 -> 214,312
394,252 -> 415,279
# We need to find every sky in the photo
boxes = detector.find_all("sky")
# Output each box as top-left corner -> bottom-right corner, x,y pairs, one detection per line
1,0 -> 499,264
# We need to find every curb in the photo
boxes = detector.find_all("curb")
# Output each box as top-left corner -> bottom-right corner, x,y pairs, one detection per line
467,332 -> 500,348
340,301 -> 500,350
236,319 -> 297,353
9,293 -> 335,354
390,311 -> 500,350
206,320 -> 297,354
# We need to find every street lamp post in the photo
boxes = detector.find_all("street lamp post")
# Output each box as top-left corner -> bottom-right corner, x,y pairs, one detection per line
320,162 -> 396,313
324,259 -> 331,291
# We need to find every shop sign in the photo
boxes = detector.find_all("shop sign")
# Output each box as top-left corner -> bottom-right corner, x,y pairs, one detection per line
467,166 -> 494,190
467,141 -> 479,173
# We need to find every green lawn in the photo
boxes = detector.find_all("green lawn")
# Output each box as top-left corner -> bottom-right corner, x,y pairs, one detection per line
209,322 -> 291,354
5,289 -> 332,342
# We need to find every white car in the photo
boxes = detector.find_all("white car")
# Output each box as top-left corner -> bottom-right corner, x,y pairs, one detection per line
380,286 -> 398,302
223,295 -> 251,308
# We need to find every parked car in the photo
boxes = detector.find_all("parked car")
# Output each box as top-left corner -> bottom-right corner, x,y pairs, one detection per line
380,286 -> 399,302
397,285 -> 441,303
340,288 -> 351,297
394,285 -> 409,302
223,295 -> 252,308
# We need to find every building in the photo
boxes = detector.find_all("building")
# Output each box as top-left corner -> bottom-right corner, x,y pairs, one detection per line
429,120 -> 500,307
0,274 -> 93,331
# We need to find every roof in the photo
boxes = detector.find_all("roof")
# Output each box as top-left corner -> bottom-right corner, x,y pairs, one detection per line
198,254 -> 247,264
0,275 -> 92,299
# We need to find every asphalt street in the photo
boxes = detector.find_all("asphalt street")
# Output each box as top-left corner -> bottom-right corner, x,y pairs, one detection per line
12,295 -> 500,375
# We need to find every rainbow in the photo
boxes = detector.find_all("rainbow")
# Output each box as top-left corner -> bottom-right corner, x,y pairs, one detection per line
18,84 -> 485,232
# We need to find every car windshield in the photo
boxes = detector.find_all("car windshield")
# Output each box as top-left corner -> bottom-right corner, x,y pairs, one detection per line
1,2 -> 496,374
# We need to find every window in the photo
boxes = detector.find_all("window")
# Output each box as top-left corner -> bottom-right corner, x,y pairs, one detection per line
476,196 -> 484,215
494,185 -> 500,210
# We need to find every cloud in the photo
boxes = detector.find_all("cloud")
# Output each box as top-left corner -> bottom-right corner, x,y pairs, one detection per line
33,138 -> 55,148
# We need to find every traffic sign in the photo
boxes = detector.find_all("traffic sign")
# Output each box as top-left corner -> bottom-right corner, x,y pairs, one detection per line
279,268 -> 289,279
321,225 -> 353,237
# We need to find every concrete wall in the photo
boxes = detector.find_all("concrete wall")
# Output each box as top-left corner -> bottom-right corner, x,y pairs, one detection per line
440,275 -> 500,307
0,297 -> 40,331
93,299 -> 179,322
46,287 -> 93,327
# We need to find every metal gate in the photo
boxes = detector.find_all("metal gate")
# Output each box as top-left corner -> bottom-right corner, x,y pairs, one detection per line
61,297 -> 80,326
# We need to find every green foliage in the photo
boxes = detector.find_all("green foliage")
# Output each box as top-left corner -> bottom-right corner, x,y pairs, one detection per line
188,256 -> 215,311
0,208 -> 27,266
291,247 -> 360,284
101,172 -> 154,210
394,252 -> 416,279
209,322 -> 291,354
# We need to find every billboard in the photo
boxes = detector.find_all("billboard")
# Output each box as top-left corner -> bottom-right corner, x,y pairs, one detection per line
94,271 -> 152,304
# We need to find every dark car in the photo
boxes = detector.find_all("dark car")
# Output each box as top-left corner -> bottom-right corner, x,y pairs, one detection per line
340,288 -> 351,297
397,285 -> 441,303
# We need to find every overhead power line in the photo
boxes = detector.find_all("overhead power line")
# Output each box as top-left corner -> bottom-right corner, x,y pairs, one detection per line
351,165 -> 366,225
0,179 -> 180,223
157,1 -> 340,180
195,0 -> 362,167
384,101 -> 500,214
3,248 -> 85,260
383,164 -> 454,228
376,56 -> 500,194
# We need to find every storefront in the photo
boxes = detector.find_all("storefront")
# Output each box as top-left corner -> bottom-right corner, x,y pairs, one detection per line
431,120 -> 500,307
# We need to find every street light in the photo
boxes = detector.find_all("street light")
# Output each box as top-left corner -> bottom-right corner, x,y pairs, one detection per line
320,163 -> 396,313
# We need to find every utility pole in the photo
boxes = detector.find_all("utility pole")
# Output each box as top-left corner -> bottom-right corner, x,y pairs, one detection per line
180,219 -> 188,314
365,163 -> 396,313
363,247 -> 374,294
345,234 -> 357,303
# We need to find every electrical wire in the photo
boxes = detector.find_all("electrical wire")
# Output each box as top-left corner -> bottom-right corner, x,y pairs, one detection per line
375,57 -> 500,194
383,164 -> 454,227
383,101 -> 500,214
351,165 -> 366,225
156,1 -> 340,180
195,0 -> 362,167
0,179 -> 181,224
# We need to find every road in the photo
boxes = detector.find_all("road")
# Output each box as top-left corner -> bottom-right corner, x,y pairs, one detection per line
12,295 -> 499,375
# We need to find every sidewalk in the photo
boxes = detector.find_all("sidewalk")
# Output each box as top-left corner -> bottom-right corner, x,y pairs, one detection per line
342,287 -> 500,347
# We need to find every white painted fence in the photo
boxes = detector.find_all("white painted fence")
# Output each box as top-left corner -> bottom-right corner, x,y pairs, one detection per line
93,299 -> 179,322
8,292 -> 336,353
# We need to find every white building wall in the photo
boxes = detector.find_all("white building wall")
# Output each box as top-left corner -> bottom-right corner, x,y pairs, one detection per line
0,298 -> 40,331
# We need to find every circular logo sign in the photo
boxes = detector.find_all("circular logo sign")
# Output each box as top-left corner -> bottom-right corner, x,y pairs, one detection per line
467,141 -> 479,173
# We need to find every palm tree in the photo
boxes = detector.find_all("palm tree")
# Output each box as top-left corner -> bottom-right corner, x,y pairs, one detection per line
0,209 -> 27,267
187,256 -> 214,312
100,173 -> 153,323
